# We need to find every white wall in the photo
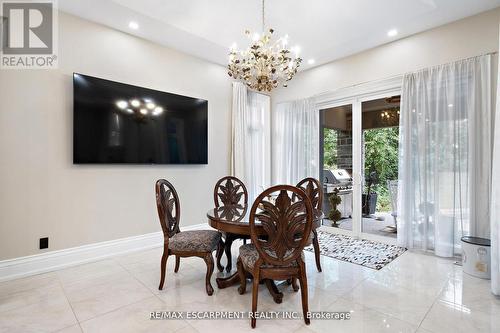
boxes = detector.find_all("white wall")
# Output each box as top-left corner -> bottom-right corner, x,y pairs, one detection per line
0,12 -> 232,260
272,8 -> 500,104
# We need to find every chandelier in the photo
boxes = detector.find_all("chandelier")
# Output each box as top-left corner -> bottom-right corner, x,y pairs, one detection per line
380,108 -> 400,126
227,0 -> 302,92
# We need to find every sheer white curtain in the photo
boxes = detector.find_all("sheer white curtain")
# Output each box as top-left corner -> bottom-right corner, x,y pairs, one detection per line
231,82 -> 271,202
398,55 -> 493,257
491,53 -> 500,295
272,98 -> 319,185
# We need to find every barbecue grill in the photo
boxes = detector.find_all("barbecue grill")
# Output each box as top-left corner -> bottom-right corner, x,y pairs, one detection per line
323,169 -> 353,218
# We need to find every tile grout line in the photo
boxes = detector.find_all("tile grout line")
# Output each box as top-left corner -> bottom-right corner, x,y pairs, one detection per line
0,273 -> 59,299
407,271 -> 451,333
330,269 -> 373,298
114,258 -> 164,300
115,258 -> 196,331
0,282 -> 62,315
76,295 -> 155,328
175,321 -> 200,333
55,274 -> 84,333
113,258 -> 177,306
54,260 -> 145,300
63,259 -> 157,325
335,270 -> 420,330
335,260 -> 451,331
343,295 -> 419,330
414,270 -> 498,333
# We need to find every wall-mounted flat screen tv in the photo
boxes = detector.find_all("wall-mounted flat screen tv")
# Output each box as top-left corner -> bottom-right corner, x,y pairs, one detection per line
73,73 -> 208,164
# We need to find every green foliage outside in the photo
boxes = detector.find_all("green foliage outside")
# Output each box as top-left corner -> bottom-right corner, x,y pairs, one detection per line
323,127 -> 399,212
323,128 -> 338,169
363,127 -> 399,211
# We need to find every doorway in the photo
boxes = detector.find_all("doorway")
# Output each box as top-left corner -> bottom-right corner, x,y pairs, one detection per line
360,96 -> 400,238
320,104 -> 354,232
319,89 -> 401,243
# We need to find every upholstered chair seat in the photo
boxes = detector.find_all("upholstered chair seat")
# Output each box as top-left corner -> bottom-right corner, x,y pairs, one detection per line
169,230 -> 221,252
239,243 -> 305,269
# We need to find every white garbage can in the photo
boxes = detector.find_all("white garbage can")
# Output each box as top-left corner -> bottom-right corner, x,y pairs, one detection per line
461,236 -> 491,279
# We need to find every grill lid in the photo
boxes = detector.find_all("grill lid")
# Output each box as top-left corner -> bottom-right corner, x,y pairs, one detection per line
324,169 -> 352,184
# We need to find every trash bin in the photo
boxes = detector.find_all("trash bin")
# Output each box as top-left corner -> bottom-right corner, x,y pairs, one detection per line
461,236 -> 491,279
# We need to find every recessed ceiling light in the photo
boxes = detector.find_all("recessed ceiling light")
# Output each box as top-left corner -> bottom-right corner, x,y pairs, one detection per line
130,99 -> 140,107
387,29 -> 398,37
129,21 -> 139,30
139,108 -> 148,115
307,59 -> 315,65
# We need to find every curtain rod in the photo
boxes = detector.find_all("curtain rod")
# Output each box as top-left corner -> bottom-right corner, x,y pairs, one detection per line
310,74 -> 403,99
405,51 -> 498,76
296,51 -> 497,101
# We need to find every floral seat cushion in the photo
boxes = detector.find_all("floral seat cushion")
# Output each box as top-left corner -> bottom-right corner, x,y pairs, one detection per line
169,230 -> 221,252
238,244 -> 304,269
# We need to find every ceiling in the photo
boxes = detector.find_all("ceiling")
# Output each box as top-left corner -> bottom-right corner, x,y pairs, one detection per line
59,0 -> 500,70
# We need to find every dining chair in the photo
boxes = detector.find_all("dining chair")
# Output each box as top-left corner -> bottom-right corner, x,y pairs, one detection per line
237,185 -> 313,328
156,179 -> 224,295
296,177 -> 323,272
213,176 -> 249,272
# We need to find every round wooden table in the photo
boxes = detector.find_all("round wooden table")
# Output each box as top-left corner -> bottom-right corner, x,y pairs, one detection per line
207,205 -> 324,303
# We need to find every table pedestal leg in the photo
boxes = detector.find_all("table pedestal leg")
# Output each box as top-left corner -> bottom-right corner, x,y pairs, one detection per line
216,274 -> 284,303
264,279 -> 283,304
223,234 -> 237,272
216,272 -> 240,289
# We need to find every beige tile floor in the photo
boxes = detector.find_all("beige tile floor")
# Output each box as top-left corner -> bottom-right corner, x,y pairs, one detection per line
1,237 -> 500,333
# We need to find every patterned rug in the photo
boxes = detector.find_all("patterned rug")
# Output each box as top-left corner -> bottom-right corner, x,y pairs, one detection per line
305,230 -> 406,270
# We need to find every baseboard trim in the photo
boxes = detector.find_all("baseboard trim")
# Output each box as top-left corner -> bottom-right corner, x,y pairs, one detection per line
0,223 -> 206,282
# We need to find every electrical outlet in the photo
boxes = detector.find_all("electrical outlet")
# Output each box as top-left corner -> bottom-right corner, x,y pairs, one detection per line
39,237 -> 49,249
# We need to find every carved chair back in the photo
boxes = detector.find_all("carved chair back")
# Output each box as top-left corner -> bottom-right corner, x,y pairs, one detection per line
295,177 -> 323,210
214,176 -> 248,209
155,179 -> 181,240
249,185 -> 313,267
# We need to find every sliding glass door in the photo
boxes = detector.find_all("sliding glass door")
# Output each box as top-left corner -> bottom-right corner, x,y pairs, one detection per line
319,89 -> 401,243
360,96 -> 400,240
320,103 -> 354,231
320,101 -> 360,235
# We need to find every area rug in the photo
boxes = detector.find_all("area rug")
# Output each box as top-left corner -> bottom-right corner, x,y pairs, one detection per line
305,230 -> 406,270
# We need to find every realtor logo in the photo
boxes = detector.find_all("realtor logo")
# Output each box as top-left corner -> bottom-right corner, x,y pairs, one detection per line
0,0 -> 58,69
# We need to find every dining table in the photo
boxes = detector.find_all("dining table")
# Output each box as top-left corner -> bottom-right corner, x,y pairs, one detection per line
206,204 -> 324,303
